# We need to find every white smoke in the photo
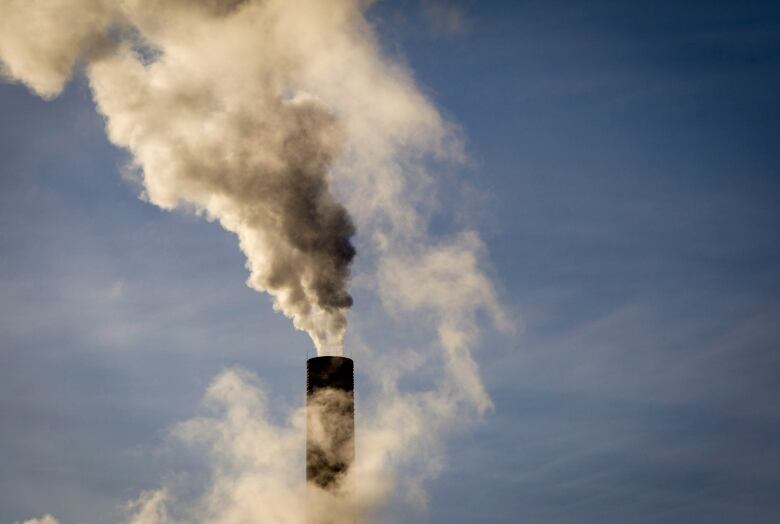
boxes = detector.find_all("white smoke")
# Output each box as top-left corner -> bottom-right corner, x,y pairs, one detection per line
2,0 -> 356,354
0,0 -> 511,521
15,516 -> 60,524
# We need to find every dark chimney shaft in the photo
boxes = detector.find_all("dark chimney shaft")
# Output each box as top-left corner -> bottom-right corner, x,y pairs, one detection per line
306,356 -> 355,491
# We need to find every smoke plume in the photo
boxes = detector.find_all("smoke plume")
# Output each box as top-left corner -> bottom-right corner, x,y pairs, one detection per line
1,0 -> 355,354
1,0 -> 511,521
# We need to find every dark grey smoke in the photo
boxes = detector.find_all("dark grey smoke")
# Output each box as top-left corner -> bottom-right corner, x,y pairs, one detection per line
166,98 -> 357,345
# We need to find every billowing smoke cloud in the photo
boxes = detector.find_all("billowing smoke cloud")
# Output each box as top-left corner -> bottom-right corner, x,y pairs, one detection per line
1,0 -> 355,354
1,0 -> 511,521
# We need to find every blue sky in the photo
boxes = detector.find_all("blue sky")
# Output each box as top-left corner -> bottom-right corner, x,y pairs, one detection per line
2,1 -> 779,522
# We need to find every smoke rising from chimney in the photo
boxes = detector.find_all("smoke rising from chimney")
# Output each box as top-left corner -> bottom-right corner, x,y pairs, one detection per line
1,0 -> 356,354
2,0 -> 512,521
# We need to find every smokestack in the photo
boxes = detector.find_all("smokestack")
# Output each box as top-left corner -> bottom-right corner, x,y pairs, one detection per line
306,356 -> 355,492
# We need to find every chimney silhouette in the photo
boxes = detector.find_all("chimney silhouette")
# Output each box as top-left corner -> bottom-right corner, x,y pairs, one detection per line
306,356 -> 355,491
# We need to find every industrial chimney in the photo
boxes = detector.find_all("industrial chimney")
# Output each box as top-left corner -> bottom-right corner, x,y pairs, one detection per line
306,356 -> 355,492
